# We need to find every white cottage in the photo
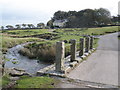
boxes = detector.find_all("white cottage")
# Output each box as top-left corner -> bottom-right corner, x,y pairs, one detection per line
53,19 -> 68,28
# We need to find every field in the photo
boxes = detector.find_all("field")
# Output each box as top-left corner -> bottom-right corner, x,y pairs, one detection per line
1,26 -> 119,62
1,33 -> 43,54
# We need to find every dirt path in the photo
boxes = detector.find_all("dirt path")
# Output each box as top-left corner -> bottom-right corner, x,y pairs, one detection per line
67,32 -> 119,86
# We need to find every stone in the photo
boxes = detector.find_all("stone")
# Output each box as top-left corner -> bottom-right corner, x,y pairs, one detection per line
70,39 -> 76,62
9,77 -> 20,81
69,61 -> 78,67
75,58 -> 82,63
85,36 -> 90,52
12,67 -> 25,72
9,68 -> 29,76
65,66 -> 72,74
79,38 -> 85,56
84,53 -> 89,56
55,41 -> 65,73
90,36 -> 94,49
81,55 -> 86,59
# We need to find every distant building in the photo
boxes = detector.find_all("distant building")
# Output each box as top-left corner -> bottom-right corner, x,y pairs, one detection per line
53,19 -> 68,28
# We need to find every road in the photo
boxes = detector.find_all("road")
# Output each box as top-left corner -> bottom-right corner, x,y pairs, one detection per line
67,32 -> 119,86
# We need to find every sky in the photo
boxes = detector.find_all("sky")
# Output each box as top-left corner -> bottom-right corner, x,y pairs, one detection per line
0,0 -> 119,27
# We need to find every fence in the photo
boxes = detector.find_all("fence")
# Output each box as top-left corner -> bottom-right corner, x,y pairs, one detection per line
55,36 -> 94,73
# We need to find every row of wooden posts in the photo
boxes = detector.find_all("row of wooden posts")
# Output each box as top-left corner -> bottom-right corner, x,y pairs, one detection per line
55,36 -> 94,73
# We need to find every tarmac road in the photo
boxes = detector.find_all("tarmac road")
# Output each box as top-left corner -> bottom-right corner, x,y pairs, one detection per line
67,32 -> 119,86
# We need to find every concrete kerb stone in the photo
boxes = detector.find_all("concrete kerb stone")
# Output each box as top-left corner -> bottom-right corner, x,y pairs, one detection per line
81,55 -> 87,59
37,71 -> 66,78
75,58 -> 83,63
84,53 -> 89,56
69,61 -> 78,67
65,66 -> 72,74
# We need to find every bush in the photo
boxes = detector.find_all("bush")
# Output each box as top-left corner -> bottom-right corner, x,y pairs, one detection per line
19,44 -> 56,63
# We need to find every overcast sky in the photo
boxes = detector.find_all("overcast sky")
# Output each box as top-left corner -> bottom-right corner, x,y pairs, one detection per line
0,0 -> 119,26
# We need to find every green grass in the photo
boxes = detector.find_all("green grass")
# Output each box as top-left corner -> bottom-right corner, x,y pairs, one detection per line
54,26 -> 118,36
14,76 -> 58,88
2,29 -> 51,36
1,34 -> 43,54
2,75 -> 11,87
94,38 -> 99,48
1,26 -> 118,45
1,75 -> 59,88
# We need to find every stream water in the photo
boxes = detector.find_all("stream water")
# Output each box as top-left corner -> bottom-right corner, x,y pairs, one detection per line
5,42 -> 50,74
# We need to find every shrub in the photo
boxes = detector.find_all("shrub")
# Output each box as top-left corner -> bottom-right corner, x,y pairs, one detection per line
19,44 -> 56,63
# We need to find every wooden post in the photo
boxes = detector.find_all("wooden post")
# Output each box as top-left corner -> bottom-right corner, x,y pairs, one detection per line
90,36 -> 94,49
85,36 -> 90,52
79,38 -> 85,56
70,39 -> 76,62
55,41 -> 65,72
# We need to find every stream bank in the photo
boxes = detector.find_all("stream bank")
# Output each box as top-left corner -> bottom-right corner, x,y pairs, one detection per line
5,42 -> 51,74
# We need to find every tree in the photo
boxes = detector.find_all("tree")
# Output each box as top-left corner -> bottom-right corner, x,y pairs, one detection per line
79,9 -> 96,27
47,20 -> 54,28
31,24 -> 35,28
6,25 -> 14,30
95,8 -> 112,25
22,24 -> 26,29
53,10 -> 68,20
50,8 -> 112,28
66,16 -> 79,28
15,24 -> 21,29
68,11 -> 77,17
66,9 -> 96,28
1,26 -> 4,30
27,24 -> 34,29
111,15 -> 120,25
37,23 -> 45,29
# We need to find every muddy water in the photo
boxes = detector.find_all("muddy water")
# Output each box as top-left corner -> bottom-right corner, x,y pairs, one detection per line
5,42 -> 50,74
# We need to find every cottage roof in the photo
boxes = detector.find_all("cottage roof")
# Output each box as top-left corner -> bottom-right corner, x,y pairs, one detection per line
53,19 -> 68,23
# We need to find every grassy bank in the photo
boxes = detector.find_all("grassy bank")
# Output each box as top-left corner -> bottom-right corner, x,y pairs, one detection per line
14,76 -> 58,88
1,75 -> 59,88
2,75 -> 11,88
